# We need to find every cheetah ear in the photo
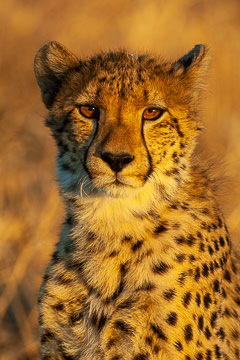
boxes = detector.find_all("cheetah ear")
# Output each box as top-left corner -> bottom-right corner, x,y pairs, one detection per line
34,41 -> 80,108
172,44 -> 210,79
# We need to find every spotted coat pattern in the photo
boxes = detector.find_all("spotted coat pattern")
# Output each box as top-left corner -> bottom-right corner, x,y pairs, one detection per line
34,42 -> 240,360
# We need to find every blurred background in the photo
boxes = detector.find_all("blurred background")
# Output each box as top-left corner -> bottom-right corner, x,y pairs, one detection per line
0,0 -> 240,358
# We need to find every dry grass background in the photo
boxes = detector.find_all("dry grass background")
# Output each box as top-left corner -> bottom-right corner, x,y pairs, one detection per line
0,0 -> 240,358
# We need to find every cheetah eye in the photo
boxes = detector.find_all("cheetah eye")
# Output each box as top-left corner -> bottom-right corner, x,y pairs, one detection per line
78,105 -> 100,119
142,107 -> 165,121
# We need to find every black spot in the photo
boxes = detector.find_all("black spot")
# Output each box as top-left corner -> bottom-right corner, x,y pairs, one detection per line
208,245 -> 214,255
219,236 -> 225,247
226,236 -> 230,245
52,250 -> 60,263
122,235 -> 132,242
232,262 -> 237,274
117,297 -> 137,309
221,287 -> 227,298
166,312 -> 178,325
195,293 -> 201,306
41,330 -> 54,343
211,223 -> 218,230
66,215 -> 73,225
189,255 -> 196,262
111,357 -> 121,360
163,288 -> 176,300
90,311 -> 98,326
111,280 -> 124,301
194,267 -> 201,281
133,354 -> 148,360
64,242 -> 75,254
232,329 -> 239,339
213,280 -> 220,293
204,326 -> 212,339
109,250 -> 120,257
175,122 -> 184,137
203,293 -> 212,309
187,234 -> 195,246
150,323 -> 167,340
175,236 -> 186,244
114,320 -> 134,334
235,348 -> 240,358
223,307 -> 231,317
170,203 -> 178,210
214,240 -> 219,251
183,292 -> 192,307
210,312 -> 217,328
136,281 -> 156,291
199,242 -> 205,252
175,253 -> 186,263
97,313 -> 107,331
154,223 -> 168,234
217,327 -> 226,340
224,270 -> 231,282
174,340 -> 183,351
65,258 -> 84,273
53,302 -> 64,311
70,311 -> 83,325
185,356 -> 191,360
55,273 -> 72,285
106,338 -> 118,349
217,217 -> 223,228
145,336 -> 153,346
88,232 -> 97,241
132,240 -> 144,252
198,316 -> 204,331
153,345 -> 159,354
62,353 -> 75,360
202,264 -> 209,277
215,345 -> 221,359
208,262 -> 214,274
99,76 -> 107,83
184,324 -> 193,343
196,353 -> 203,360
39,313 -> 43,325
61,162 -> 72,172
43,273 -> 50,283
177,272 -> 187,285
152,261 -> 170,275
206,350 -> 212,360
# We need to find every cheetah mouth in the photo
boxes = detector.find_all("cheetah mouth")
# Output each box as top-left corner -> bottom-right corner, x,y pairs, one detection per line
90,172 -> 147,197
113,178 -> 132,187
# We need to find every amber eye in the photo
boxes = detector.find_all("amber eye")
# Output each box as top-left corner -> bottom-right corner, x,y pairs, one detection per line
78,105 -> 100,119
142,107 -> 165,121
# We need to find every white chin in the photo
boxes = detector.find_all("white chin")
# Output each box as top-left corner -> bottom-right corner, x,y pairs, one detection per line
99,182 -> 139,198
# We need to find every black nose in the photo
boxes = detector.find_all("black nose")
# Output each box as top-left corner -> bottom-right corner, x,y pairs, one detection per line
101,152 -> 134,172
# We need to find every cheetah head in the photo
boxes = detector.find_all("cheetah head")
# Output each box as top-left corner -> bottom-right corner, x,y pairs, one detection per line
34,42 -> 209,199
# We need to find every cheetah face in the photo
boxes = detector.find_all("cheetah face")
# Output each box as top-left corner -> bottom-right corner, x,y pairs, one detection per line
34,42 -> 209,198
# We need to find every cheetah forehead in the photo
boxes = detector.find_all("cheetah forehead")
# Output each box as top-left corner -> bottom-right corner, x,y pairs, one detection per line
34,42 -> 209,109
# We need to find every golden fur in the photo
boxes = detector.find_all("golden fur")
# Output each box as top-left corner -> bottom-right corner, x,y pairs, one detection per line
34,42 -> 240,360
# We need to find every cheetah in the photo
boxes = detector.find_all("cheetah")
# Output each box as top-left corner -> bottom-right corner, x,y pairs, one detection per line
34,42 -> 240,360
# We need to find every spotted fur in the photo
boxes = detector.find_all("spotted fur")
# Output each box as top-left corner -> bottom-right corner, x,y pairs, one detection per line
34,42 -> 240,360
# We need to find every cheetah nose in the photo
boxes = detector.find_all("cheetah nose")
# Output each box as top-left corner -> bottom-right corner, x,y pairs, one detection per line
101,152 -> 134,173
